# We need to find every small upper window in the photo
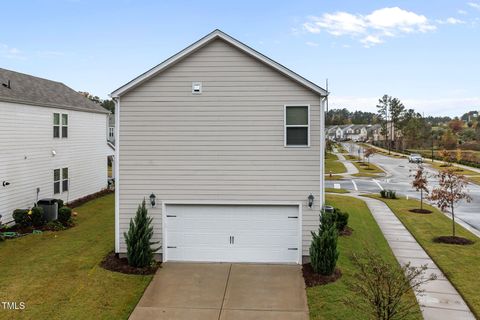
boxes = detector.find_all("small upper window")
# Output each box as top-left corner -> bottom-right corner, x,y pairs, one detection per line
62,114 -> 68,138
285,106 -> 309,147
53,113 -> 60,138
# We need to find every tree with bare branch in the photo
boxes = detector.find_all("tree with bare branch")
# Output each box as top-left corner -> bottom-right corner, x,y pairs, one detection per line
429,168 -> 472,238
411,165 -> 429,211
364,147 -> 376,168
344,248 -> 436,320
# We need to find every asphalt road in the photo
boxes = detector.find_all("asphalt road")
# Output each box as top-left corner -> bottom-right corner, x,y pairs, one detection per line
326,142 -> 480,232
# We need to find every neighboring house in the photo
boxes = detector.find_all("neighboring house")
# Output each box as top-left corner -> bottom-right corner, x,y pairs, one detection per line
325,126 -> 338,141
367,124 -> 382,142
0,68 -> 111,223
111,29 -> 328,264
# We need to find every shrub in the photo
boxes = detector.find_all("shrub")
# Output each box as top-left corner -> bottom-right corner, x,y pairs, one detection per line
58,207 -> 72,225
124,199 -> 159,268
13,209 -> 30,228
30,206 -> 46,227
380,189 -> 397,199
344,249 -> 437,320
310,211 -> 339,275
335,209 -> 349,231
45,220 -> 66,231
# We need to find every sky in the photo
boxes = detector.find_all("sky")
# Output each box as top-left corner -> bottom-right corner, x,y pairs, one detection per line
1,0 -> 479,116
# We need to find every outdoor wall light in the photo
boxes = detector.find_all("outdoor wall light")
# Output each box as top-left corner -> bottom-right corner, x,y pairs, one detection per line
308,194 -> 315,208
149,193 -> 156,207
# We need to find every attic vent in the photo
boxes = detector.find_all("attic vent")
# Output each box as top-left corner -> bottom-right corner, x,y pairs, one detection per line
2,80 -> 11,89
192,82 -> 202,94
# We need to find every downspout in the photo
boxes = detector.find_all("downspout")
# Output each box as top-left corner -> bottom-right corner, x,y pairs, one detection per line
320,95 -> 327,207
112,96 -> 120,253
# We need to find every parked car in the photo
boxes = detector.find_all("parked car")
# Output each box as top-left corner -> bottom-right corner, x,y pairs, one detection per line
408,153 -> 423,163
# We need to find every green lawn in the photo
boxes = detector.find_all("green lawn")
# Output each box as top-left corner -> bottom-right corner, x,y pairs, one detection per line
365,195 -> 480,317
307,195 -> 421,320
325,152 -> 347,174
0,194 -> 152,320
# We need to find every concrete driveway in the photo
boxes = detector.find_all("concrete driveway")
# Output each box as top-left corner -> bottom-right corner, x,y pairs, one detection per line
129,263 -> 308,320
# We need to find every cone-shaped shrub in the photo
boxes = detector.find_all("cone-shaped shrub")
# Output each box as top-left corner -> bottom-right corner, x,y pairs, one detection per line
124,199 -> 159,268
310,211 -> 339,275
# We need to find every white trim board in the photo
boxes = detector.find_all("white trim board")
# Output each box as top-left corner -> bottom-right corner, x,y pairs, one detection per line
110,29 -> 328,98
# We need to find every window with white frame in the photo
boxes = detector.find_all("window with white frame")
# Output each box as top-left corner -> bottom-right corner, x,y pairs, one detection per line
61,114 -> 68,138
284,105 -> 309,147
54,169 -> 61,194
109,127 -> 114,139
54,167 -> 69,194
53,113 -> 60,138
62,168 -> 69,192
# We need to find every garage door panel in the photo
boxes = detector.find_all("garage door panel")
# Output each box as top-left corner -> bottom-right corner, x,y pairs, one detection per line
165,204 -> 300,263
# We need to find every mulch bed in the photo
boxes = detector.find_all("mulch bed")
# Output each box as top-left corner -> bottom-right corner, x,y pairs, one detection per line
302,264 -> 342,287
339,226 -> 353,236
67,188 -> 114,208
433,236 -> 474,245
100,251 -> 161,275
409,208 -> 432,214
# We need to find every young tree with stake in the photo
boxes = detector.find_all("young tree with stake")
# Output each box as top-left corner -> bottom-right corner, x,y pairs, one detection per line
429,168 -> 472,238
364,147 -> 376,168
411,165 -> 429,211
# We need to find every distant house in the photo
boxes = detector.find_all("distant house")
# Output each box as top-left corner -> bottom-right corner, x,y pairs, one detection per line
111,29 -> 328,264
0,68 -> 112,223
367,124 -> 382,142
344,125 -> 368,142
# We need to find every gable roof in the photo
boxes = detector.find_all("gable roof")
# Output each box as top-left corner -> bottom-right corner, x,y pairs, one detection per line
111,29 -> 328,98
0,68 -> 109,114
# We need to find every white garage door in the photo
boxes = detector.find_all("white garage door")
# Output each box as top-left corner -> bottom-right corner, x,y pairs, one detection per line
164,204 -> 301,263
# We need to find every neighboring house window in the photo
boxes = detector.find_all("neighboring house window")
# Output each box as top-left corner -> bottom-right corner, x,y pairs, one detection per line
54,168 -> 69,194
109,127 -> 115,139
54,169 -> 61,194
62,114 -> 68,138
284,105 -> 310,147
62,168 -> 69,192
53,113 -> 60,138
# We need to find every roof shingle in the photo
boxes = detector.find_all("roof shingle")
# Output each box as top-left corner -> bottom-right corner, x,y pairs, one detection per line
0,68 -> 109,114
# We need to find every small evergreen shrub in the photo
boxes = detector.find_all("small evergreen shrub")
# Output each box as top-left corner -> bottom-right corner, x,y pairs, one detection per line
310,211 -> 340,275
13,209 -> 30,228
124,199 -> 159,268
58,207 -> 72,225
380,189 -> 397,199
30,206 -> 46,227
335,209 -> 349,231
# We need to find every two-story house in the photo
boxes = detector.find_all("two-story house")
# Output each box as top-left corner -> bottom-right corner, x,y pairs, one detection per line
111,30 -> 328,264
0,68 -> 111,223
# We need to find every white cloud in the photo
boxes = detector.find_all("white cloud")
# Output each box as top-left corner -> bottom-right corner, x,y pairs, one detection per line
468,2 -> 480,10
329,95 -> 480,116
437,17 -> 466,24
303,7 -> 436,47
458,9 -> 468,15
360,35 -> 383,48
0,44 -> 25,59
305,41 -> 319,47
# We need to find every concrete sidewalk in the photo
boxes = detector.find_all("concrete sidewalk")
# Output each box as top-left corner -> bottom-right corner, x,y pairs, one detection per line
335,152 -> 359,175
358,196 -> 475,320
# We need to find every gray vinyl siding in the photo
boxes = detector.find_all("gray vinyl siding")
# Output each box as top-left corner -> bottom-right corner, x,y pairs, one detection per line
118,39 -> 322,256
